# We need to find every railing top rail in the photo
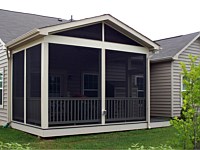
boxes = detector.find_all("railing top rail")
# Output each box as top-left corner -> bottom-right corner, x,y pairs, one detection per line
49,97 -> 101,101
49,97 -> 145,101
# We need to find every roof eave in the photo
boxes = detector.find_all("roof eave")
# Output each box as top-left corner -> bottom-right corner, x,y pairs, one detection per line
150,56 -> 175,63
6,14 -> 160,51
6,29 -> 45,50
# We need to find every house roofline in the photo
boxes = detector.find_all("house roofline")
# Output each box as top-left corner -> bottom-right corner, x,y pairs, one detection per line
40,14 -> 160,50
6,29 -> 44,49
6,14 -> 160,51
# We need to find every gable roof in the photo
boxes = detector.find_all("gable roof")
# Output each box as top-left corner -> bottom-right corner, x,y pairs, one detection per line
151,32 -> 200,62
5,13 -> 160,50
0,9 -> 69,44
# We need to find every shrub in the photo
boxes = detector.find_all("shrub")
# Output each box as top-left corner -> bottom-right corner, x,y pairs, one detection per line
0,141 -> 30,150
129,143 -> 174,150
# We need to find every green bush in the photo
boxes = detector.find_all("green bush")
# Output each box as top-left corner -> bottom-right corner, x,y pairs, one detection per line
0,141 -> 30,150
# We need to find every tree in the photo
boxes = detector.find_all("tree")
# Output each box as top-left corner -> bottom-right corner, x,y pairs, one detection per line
170,55 -> 200,149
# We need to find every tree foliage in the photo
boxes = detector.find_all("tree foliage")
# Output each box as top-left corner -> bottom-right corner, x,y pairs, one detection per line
170,55 -> 200,149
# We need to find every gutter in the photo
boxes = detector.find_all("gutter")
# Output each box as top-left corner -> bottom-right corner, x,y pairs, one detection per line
150,56 -> 175,63
6,28 -> 42,49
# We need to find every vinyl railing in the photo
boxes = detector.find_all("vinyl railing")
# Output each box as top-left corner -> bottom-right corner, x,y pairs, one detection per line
49,97 -> 145,126
49,97 -> 101,126
106,98 -> 145,122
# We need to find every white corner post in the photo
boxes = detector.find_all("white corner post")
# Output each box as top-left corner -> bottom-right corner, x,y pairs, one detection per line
101,22 -> 106,125
101,48 -> 106,125
8,51 -> 13,123
41,42 -> 49,129
24,49 -> 26,124
146,55 -> 151,128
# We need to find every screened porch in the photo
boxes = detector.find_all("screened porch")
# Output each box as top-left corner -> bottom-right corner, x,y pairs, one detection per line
48,44 -> 146,126
12,43 -> 146,127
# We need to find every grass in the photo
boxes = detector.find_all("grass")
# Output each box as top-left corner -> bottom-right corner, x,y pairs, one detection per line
0,126 -> 179,149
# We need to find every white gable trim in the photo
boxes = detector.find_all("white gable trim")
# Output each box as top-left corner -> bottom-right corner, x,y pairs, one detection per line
40,14 -> 159,50
173,32 -> 200,59
6,14 -> 159,51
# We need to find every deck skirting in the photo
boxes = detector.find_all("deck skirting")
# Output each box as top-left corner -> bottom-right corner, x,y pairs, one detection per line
11,121 -> 170,137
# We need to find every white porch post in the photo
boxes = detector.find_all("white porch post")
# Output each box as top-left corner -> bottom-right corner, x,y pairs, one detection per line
146,55 -> 151,128
41,42 -> 49,129
24,49 -> 26,124
101,48 -> 106,125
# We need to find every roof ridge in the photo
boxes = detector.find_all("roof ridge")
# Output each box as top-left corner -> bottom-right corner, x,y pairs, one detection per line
0,8 -> 67,21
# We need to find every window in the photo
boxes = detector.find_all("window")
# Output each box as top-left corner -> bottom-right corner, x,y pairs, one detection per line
135,76 -> 144,97
181,75 -> 187,92
181,75 -> 187,106
83,74 -> 98,97
49,75 -> 61,97
0,69 -> 3,108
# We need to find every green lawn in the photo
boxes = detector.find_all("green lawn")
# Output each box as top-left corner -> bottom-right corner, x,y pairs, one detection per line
0,126 -> 179,149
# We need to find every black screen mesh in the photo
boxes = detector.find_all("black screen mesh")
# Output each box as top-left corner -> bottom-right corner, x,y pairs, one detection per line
13,51 -> 24,122
26,44 -> 41,126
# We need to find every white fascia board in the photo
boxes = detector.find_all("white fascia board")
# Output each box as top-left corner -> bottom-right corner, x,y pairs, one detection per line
40,15 -> 110,35
106,16 -> 160,50
6,29 -> 42,49
40,14 -> 159,50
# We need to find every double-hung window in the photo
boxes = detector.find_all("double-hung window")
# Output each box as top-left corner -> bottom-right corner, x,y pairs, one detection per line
135,75 -> 144,98
49,75 -> 61,97
83,74 -> 98,97
0,69 -> 3,108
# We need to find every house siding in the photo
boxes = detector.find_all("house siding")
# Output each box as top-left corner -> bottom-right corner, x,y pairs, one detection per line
172,39 -> 200,117
150,62 -> 171,117
0,39 -> 8,125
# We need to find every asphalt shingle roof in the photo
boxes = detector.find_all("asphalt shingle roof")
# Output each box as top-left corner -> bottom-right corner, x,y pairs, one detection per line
151,32 -> 200,61
0,9 -> 69,44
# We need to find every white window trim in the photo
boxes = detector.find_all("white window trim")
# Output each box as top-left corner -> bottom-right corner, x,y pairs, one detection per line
135,75 -> 144,98
180,75 -> 186,107
0,68 -> 4,108
82,73 -> 99,97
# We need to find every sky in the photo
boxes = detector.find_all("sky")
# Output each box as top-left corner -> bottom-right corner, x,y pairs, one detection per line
1,0 -> 200,40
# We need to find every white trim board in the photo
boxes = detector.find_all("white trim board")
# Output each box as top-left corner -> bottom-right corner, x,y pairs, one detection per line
44,35 -> 149,54
12,122 -> 148,137
40,15 -> 159,50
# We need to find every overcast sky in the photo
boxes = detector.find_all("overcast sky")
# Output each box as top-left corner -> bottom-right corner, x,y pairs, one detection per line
1,0 -> 200,40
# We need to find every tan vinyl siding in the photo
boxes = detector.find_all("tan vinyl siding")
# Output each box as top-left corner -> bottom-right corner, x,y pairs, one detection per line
172,39 -> 200,117
0,40 -> 8,125
150,62 -> 171,117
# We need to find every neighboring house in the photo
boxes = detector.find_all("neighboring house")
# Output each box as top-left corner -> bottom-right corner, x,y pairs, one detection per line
150,32 -> 200,118
0,9 -> 173,137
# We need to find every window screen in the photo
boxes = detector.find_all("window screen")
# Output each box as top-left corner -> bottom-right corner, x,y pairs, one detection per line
13,51 -> 24,122
26,44 -> 41,126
